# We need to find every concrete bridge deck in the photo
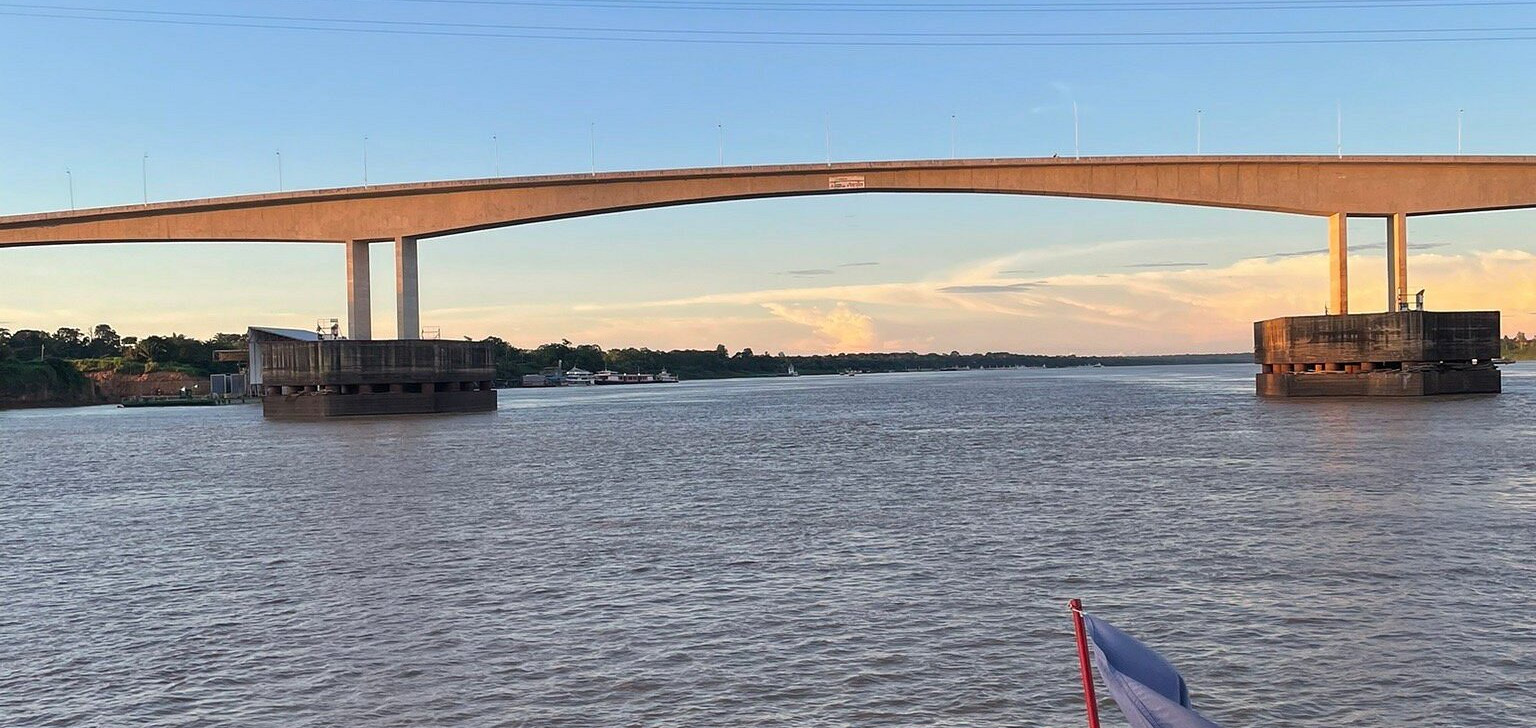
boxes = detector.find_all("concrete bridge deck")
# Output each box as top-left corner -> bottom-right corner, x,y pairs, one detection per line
5,155 -> 1534,338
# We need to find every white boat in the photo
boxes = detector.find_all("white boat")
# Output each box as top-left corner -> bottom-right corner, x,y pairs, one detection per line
784,364 -> 799,377
592,369 -> 676,384
565,367 -> 595,385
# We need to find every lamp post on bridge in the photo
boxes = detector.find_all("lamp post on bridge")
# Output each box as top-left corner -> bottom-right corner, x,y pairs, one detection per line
1457,109 -> 1464,154
141,153 -> 148,205
1072,102 -> 1080,159
1196,109 -> 1203,155
825,114 -> 832,167
276,150 -> 283,192
1335,102 -> 1343,158
66,168 -> 74,210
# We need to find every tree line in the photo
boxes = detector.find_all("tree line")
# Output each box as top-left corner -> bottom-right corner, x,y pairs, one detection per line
1503,333 -> 1536,360
0,325 -> 246,374
1,324 -> 1251,385
483,338 -> 1249,381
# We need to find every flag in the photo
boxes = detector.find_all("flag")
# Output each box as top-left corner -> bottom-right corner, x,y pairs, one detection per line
1082,613 -> 1225,728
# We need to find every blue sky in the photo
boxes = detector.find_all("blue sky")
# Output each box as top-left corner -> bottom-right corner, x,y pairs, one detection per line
3,1 -> 1536,353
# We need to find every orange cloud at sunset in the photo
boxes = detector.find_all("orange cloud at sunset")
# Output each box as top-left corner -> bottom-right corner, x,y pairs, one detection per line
522,248 -> 1536,355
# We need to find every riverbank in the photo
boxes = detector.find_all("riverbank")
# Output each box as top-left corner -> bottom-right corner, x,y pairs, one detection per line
0,360 -> 101,409
0,362 -> 205,410
1,352 -> 1254,410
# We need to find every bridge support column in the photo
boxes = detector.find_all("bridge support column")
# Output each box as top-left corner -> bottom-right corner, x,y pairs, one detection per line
345,240 -> 372,340
1329,212 -> 1348,315
395,235 -> 420,340
1387,213 -> 1408,311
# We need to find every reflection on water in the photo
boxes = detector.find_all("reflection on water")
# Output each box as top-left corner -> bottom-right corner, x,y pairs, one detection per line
2,364 -> 1533,727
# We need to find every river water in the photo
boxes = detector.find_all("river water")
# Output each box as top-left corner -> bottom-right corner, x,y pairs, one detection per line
2,364 -> 1533,727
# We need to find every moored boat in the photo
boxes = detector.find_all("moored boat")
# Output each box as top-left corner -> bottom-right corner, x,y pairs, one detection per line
120,394 -> 227,408
592,369 -> 677,384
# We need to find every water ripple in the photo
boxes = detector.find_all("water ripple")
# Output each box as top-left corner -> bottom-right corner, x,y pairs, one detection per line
1,364 -> 1533,726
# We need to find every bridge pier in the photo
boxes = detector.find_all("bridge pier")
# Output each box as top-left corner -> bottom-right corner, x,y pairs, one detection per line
1387,212 -> 1408,311
395,235 -> 420,340
342,236 -> 422,341
345,240 -> 372,340
1254,311 -> 1500,396
1329,212 -> 1348,314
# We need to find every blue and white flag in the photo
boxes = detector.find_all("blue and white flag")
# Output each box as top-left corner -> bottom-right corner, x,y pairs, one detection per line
1083,613 -> 1225,728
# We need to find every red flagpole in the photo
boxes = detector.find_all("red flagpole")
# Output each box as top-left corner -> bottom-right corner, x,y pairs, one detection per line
1069,598 -> 1103,728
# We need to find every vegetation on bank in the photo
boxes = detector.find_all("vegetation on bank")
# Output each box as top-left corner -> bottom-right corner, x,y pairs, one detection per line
2,323 -> 1252,405
0,359 -> 97,406
0,326 -> 245,376
1,326 -> 245,407
483,338 -> 1251,381
1502,334 -> 1536,361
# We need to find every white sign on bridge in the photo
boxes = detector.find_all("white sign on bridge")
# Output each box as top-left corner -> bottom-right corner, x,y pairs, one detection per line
828,175 -> 866,190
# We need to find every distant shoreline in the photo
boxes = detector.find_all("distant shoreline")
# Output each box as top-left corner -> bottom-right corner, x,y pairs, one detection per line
652,352 -> 1255,381
0,346 -> 1256,411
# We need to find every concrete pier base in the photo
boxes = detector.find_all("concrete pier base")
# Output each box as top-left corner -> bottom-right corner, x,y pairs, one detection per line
258,339 -> 496,418
1253,310 -> 1501,397
1256,366 -> 1500,397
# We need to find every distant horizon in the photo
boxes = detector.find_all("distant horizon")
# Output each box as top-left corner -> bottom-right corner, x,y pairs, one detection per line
0,319 -> 1266,360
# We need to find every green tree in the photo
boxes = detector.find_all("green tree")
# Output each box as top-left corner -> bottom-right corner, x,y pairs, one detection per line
8,330 -> 48,360
206,332 -> 247,350
52,328 -> 87,358
132,334 -> 213,371
88,324 -> 122,357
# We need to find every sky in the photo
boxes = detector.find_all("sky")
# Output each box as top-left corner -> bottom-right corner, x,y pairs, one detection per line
3,0 -> 1536,355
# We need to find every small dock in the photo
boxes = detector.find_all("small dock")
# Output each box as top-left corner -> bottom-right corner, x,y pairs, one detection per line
120,395 -> 249,408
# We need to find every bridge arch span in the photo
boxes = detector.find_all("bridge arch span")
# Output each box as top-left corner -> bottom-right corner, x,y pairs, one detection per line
5,155 -> 1536,336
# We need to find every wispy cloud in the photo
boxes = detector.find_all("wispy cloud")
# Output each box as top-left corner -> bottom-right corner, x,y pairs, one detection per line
997,269 -> 1037,276
940,282 -> 1046,294
1125,262 -> 1208,268
561,248 -> 1536,353
1257,242 -> 1449,260
1256,248 -> 1329,259
839,261 -> 880,267
778,268 -> 836,277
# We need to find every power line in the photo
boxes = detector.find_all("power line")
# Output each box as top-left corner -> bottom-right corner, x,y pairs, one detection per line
5,6 -> 1536,45
3,3 -> 1531,39
330,0 -> 1536,11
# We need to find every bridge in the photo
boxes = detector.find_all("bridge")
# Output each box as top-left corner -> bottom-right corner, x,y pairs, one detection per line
4,155 -> 1534,340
